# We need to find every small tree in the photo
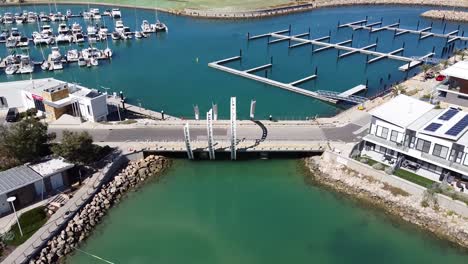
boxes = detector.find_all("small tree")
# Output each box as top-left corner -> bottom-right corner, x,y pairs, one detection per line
0,118 -> 55,166
441,59 -> 449,69
391,84 -> 406,97
52,131 -> 102,165
420,64 -> 432,80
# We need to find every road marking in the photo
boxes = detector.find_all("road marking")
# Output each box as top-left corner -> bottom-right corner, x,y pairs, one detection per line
353,124 -> 369,135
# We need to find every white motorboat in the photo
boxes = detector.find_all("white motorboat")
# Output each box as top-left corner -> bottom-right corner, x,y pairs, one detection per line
73,32 -> 85,43
18,55 -> 34,74
66,49 -> 79,61
103,48 -> 112,58
78,57 -> 87,67
90,57 -> 98,66
50,12 -> 66,22
49,46 -> 62,61
87,25 -> 97,34
152,20 -> 168,32
5,37 -> 18,48
123,27 -> 132,39
56,34 -> 72,43
0,30 -> 9,42
71,22 -> 82,34
52,59 -> 63,70
111,8 -> 121,19
27,12 -> 38,23
98,30 -> 107,40
103,9 -> 111,17
66,9 -> 72,17
14,14 -> 25,24
115,20 -> 124,33
82,47 -> 100,59
41,25 -> 53,35
99,25 -> 108,34
58,23 -> 70,34
82,11 -> 91,20
41,60 -> 50,71
87,32 -> 98,43
3,13 -> 14,24
5,64 -> 18,75
90,8 -> 101,20
17,36 -> 29,47
39,12 -> 50,22
141,20 -> 153,33
10,28 -> 21,41
32,32 -> 54,45
134,31 -> 143,39
111,31 -> 121,40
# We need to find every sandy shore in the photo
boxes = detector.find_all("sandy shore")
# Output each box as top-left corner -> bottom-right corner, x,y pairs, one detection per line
421,10 -> 468,22
15,0 -> 468,19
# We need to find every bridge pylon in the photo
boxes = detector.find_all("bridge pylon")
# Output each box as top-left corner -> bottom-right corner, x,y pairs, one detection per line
206,109 -> 215,160
183,123 -> 194,160
230,97 -> 237,160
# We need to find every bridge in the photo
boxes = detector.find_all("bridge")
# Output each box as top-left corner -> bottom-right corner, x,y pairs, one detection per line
49,111 -> 371,159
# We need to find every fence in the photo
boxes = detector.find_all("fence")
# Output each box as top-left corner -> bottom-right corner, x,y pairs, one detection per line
323,150 -> 468,217
7,150 -> 134,264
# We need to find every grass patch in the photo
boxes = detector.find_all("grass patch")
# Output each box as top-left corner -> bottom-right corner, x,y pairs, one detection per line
394,169 -> 435,188
5,206 -> 48,246
382,182 -> 410,197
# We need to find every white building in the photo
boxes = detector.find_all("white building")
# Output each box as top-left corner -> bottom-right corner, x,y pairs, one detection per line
436,61 -> 468,107
0,78 -> 108,122
362,95 -> 468,182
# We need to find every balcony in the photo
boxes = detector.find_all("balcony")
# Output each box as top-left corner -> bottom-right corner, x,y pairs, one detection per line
364,134 -> 468,176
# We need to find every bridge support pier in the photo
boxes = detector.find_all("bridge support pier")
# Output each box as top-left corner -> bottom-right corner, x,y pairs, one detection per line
230,97 -> 237,160
183,123 -> 194,160
206,109 -> 215,160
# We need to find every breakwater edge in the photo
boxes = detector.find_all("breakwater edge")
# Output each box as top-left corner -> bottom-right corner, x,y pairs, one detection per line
29,154 -> 170,264
304,152 -> 468,249
19,0 -> 468,20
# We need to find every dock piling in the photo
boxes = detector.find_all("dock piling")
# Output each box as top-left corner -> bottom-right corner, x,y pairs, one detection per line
247,32 -> 250,40
443,23 -> 447,34
416,20 -> 420,31
315,66 -> 318,75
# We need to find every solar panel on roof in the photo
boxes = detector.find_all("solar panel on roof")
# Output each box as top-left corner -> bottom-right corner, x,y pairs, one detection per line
424,123 -> 442,132
446,114 -> 468,136
439,108 -> 459,121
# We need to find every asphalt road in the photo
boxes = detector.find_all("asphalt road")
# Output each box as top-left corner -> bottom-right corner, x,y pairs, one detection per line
49,122 -> 366,143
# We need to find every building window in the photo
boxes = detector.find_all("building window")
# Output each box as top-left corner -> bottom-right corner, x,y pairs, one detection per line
415,139 -> 431,153
87,105 -> 91,115
390,131 -> 399,142
377,126 -> 389,139
432,144 -> 449,159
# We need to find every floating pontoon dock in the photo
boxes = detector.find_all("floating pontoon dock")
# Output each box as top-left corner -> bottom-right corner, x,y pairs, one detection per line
208,54 -> 368,104
339,18 -> 468,42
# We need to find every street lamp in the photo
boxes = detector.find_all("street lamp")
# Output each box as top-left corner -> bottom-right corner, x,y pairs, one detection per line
7,197 -> 23,237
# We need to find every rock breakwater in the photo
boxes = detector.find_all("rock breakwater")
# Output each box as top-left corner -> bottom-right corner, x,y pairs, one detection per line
421,10 -> 468,23
304,155 -> 468,249
29,155 -> 170,264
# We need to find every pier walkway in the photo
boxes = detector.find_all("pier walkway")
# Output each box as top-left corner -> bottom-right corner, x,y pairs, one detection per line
341,18 -> 468,42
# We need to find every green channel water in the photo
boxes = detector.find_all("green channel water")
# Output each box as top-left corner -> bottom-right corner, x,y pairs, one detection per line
68,160 -> 468,264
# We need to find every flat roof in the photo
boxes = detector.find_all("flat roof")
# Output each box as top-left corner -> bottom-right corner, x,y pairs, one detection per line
0,166 -> 42,196
418,108 -> 468,141
29,158 -> 74,178
407,109 -> 443,131
370,95 -> 434,128
441,61 -> 468,80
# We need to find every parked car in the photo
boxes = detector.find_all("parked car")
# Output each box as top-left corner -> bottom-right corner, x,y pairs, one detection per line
5,107 -> 19,122
436,75 -> 446,82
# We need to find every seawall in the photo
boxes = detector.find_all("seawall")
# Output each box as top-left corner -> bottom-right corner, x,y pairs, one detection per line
305,151 -> 468,249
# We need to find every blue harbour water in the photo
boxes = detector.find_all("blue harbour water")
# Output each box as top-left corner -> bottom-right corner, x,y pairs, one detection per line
0,4 -> 467,119
1,5 -> 468,263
